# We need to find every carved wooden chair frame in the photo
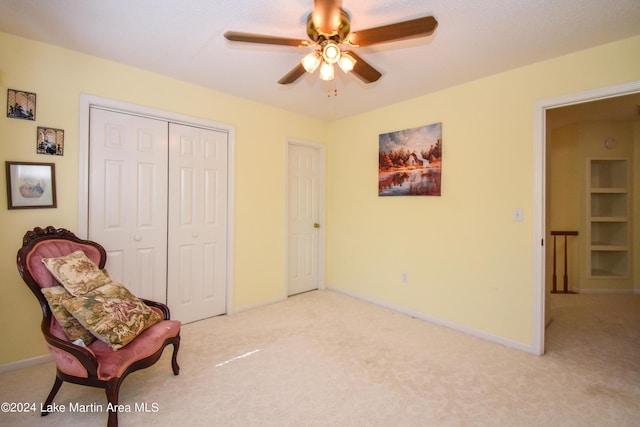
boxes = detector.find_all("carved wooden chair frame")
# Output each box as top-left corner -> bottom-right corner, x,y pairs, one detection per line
16,226 -> 180,427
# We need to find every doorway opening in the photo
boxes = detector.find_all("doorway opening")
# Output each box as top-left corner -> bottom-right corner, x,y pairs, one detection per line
534,81 -> 640,354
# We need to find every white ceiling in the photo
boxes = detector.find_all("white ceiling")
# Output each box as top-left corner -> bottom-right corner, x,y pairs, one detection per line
1,0 -> 639,120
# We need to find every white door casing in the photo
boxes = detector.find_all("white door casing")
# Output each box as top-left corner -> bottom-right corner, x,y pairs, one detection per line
287,142 -> 324,296
533,80 -> 640,355
168,123 -> 228,322
82,96 -> 234,322
88,107 -> 168,302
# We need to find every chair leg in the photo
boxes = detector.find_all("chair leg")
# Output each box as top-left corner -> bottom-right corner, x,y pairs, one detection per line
41,375 -> 63,416
171,338 -> 181,375
105,378 -> 122,427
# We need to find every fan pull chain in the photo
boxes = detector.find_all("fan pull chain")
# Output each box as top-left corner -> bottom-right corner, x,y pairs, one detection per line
326,81 -> 338,97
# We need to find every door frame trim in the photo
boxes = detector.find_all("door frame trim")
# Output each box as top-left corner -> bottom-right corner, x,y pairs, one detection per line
532,80 -> 640,355
78,94 -> 236,313
285,138 -> 326,296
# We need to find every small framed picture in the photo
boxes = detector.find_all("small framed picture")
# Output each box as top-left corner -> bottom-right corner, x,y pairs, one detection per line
7,89 -> 36,121
5,161 -> 57,209
37,127 -> 64,155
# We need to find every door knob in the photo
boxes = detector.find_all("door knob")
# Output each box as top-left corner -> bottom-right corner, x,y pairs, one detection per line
314,223 -> 320,228
133,235 -> 142,241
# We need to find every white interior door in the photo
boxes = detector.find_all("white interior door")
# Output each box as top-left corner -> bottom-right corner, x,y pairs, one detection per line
288,143 -> 321,295
168,123 -> 228,323
88,108 -> 168,302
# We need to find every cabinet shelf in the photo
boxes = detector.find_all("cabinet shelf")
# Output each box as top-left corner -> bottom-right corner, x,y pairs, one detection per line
591,221 -> 628,246
587,159 -> 630,279
590,216 -> 627,222
590,269 -> 627,278
590,159 -> 628,188
590,245 -> 628,251
590,250 -> 628,277
590,193 -> 628,217
590,187 -> 627,193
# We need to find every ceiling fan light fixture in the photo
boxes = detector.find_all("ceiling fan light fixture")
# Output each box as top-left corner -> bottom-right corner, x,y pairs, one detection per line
337,52 -> 356,73
322,41 -> 341,64
319,61 -> 335,81
225,5 -> 438,86
301,51 -> 321,73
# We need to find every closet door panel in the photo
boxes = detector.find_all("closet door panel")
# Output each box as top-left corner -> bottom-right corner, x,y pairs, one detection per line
168,123 -> 227,323
88,107 -> 228,321
89,108 -> 168,302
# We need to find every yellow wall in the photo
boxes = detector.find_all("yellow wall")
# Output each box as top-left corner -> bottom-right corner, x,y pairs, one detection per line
1,30 -> 639,365
547,124 -> 582,292
0,32 -> 327,364
325,36 -> 640,346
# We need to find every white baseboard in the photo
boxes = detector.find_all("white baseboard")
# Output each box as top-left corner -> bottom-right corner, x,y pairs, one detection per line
326,286 -> 537,355
0,354 -> 52,374
229,295 -> 287,315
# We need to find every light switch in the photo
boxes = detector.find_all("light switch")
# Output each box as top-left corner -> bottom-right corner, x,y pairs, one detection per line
512,208 -> 523,222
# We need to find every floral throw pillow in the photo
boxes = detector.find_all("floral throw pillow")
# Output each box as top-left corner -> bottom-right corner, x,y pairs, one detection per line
41,286 -> 96,346
62,282 -> 162,350
41,250 -> 112,296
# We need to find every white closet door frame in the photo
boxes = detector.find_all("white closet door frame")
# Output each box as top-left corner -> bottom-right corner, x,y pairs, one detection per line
78,94 -> 236,313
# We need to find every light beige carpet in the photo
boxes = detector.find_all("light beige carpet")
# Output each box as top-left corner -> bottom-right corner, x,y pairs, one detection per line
1,290 -> 638,426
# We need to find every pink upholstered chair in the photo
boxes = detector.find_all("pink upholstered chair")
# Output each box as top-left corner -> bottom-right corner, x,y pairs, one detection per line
16,226 -> 180,427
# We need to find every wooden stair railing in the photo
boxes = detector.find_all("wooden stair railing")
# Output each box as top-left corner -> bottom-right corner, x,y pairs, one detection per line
550,230 -> 578,294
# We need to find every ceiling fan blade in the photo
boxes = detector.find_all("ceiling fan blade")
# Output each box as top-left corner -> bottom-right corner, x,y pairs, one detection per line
313,0 -> 343,35
343,51 -> 382,84
278,63 -> 307,85
224,31 -> 310,47
348,16 -> 438,47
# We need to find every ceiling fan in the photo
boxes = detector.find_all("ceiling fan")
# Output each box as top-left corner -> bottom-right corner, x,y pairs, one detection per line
224,0 -> 438,85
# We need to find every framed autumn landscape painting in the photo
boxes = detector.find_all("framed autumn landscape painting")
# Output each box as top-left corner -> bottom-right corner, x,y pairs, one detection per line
378,122 -> 442,196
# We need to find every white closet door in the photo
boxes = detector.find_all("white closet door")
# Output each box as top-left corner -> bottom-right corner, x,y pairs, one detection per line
88,108 -> 168,302
287,143 -> 320,295
168,123 -> 228,323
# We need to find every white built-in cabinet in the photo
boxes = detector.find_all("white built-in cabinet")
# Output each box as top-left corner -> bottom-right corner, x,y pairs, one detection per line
88,107 -> 228,323
587,159 -> 630,278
